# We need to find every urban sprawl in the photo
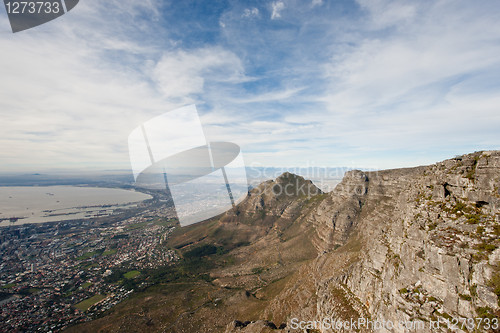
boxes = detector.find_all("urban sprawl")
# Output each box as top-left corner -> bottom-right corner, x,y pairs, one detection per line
0,199 -> 179,332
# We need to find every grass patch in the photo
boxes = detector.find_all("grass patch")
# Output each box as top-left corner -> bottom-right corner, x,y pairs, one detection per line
259,275 -> 292,301
330,286 -> 360,319
18,287 -> 40,296
476,307 -> 496,320
427,296 -> 440,303
125,221 -> 150,230
489,269 -> 500,305
452,201 -> 468,216
102,249 -> 117,256
494,224 -> 500,236
251,267 -> 265,275
306,193 -> 328,204
153,218 -> 176,227
475,243 -> 497,252
79,262 -> 99,270
81,282 -> 92,289
2,283 -> 16,289
471,284 -> 478,297
123,270 -> 141,279
76,249 -> 103,261
466,214 -> 481,224
74,294 -> 106,311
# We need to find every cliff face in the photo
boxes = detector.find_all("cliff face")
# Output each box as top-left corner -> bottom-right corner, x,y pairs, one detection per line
339,151 -> 500,330
228,151 -> 500,333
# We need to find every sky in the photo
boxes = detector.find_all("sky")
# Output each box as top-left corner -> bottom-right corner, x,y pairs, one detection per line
0,0 -> 499,173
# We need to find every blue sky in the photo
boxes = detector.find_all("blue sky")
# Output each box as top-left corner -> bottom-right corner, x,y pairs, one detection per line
0,0 -> 499,172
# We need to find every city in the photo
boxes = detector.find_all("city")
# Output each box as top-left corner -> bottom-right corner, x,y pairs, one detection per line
0,200 -> 179,332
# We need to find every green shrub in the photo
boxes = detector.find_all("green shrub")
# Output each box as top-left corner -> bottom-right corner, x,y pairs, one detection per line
427,296 -> 440,303
476,307 -> 495,319
252,267 -> 264,274
493,224 -> 500,236
470,284 -> 478,297
466,214 -> 481,224
183,244 -> 219,259
476,243 -> 497,252
489,272 -> 500,298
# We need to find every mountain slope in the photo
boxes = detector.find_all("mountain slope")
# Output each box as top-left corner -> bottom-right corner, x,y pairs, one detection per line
66,173 -> 324,332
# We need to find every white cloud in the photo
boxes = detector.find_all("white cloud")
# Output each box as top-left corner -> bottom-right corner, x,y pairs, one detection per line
242,7 -> 259,18
356,0 -> 417,29
225,87 -> 304,104
152,47 -> 246,102
311,0 -> 323,7
318,0 -> 500,141
342,8 -> 495,103
271,1 -> 285,20
0,0 -> 247,171
0,32 -> 171,170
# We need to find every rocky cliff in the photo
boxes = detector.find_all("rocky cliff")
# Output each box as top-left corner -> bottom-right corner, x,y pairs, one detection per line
228,151 -> 500,332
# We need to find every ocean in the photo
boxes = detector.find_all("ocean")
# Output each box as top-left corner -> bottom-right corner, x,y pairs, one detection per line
0,186 -> 151,226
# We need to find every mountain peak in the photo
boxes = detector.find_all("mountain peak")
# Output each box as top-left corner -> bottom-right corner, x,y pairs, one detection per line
271,172 -> 322,198
275,171 -> 303,182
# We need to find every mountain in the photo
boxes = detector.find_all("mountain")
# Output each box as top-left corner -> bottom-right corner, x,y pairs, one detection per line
67,152 -> 500,333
